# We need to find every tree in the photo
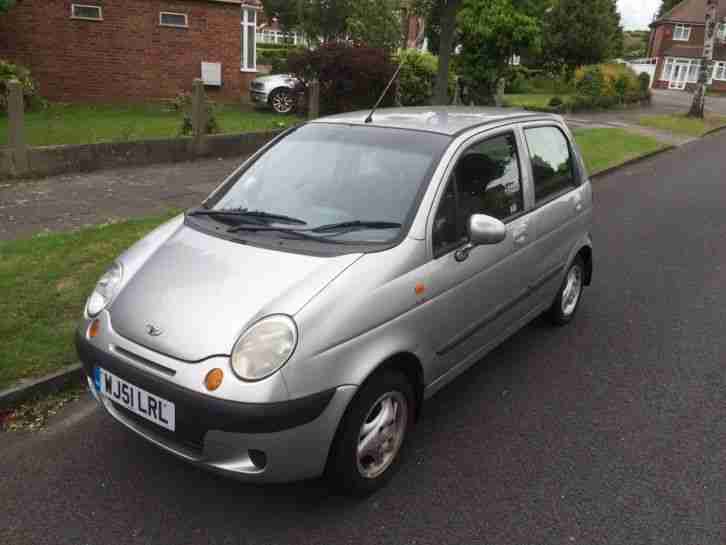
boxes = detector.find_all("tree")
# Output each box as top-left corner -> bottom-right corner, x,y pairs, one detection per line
544,0 -> 624,71
0,0 -> 17,12
657,0 -> 681,18
689,0 -> 718,118
347,0 -> 403,51
260,0 -> 303,31
457,0 -> 541,103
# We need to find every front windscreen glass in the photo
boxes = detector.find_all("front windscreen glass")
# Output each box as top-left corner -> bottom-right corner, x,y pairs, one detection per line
205,124 -> 450,244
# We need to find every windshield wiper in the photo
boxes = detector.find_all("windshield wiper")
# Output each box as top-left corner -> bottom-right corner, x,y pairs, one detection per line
188,208 -> 307,226
226,225 -> 342,243
312,221 -> 402,233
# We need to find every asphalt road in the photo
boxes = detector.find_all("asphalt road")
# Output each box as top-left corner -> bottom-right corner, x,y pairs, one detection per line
3,133 -> 726,545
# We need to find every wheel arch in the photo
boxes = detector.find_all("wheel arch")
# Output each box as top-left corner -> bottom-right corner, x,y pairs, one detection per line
577,245 -> 593,286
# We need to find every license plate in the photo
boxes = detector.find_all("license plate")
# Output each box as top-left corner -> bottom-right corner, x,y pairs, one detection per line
94,367 -> 176,431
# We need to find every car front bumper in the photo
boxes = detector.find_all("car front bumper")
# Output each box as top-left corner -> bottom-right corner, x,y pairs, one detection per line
76,332 -> 356,483
250,90 -> 269,104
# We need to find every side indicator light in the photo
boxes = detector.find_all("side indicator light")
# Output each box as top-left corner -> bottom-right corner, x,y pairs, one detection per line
88,319 -> 101,339
415,282 -> 426,295
205,368 -> 224,391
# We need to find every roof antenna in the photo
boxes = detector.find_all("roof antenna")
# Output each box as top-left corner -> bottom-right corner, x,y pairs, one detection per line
365,62 -> 403,124
365,27 -> 427,124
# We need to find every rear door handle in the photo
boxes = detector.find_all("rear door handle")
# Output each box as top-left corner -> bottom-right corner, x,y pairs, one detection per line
575,202 -> 583,212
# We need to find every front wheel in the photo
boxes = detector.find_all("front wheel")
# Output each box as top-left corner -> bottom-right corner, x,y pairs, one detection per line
269,89 -> 295,114
326,369 -> 415,496
547,255 -> 585,326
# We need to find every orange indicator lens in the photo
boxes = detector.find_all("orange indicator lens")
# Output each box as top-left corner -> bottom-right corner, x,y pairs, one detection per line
205,368 -> 224,391
88,319 -> 101,338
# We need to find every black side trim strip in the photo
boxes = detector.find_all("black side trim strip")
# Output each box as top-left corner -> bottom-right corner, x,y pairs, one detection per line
76,333 -> 335,434
436,264 -> 565,357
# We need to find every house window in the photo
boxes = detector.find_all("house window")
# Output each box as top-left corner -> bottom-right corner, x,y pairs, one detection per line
714,62 -> 726,81
71,4 -> 102,21
662,57 -> 702,83
718,23 -> 726,41
663,58 -> 675,80
673,24 -> 691,41
241,7 -> 257,72
160,12 -> 188,28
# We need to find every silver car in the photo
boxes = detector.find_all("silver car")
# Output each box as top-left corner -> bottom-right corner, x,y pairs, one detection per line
76,107 -> 593,495
249,74 -> 301,114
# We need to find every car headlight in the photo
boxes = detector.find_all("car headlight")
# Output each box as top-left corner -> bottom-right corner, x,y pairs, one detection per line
85,262 -> 124,317
231,315 -> 298,382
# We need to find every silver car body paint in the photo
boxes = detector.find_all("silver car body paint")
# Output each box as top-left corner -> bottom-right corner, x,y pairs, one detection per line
77,107 -> 594,482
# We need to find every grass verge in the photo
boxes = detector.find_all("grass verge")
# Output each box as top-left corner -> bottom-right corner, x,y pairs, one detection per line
638,113 -> 726,138
0,213 -> 176,390
504,94 -> 571,109
0,128 -> 668,390
0,103 -> 298,147
573,128 -> 668,175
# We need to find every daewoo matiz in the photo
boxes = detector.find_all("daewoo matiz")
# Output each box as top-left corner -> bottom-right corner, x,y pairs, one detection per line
76,107 -> 593,495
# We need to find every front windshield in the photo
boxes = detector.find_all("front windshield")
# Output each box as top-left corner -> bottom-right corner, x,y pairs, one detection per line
207,124 -> 450,243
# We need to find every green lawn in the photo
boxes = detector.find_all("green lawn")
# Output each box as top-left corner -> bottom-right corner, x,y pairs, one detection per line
0,103 -> 298,147
0,213 -> 176,390
504,94 -> 571,109
638,114 -> 726,138
0,127 -> 667,391
574,128 -> 668,174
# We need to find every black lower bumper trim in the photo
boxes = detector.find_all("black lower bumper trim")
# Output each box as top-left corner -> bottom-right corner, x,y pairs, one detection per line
76,333 -> 335,435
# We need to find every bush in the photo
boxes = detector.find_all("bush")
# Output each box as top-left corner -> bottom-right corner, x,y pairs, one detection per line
573,63 -> 644,111
287,43 -> 395,115
638,72 -> 651,94
396,49 -> 455,106
173,91 -> 219,136
549,96 -> 564,108
258,46 -> 303,74
0,59 -> 44,112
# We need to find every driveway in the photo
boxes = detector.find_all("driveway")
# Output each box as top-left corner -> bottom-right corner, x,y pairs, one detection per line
2,133 -> 726,545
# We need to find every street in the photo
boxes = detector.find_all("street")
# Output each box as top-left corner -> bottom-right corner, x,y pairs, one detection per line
2,131 -> 726,545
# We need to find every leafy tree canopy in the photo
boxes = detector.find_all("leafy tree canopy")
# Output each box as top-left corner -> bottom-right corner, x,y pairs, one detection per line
457,0 -> 541,101
0,0 -> 17,12
544,0 -> 624,69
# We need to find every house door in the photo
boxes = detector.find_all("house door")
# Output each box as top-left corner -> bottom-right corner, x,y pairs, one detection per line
669,62 -> 688,90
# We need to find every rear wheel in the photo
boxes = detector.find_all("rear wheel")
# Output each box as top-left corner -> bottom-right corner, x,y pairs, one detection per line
326,369 -> 415,496
547,255 -> 585,325
269,88 -> 295,114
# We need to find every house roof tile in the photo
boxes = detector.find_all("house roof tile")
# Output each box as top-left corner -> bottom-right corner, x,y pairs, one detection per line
655,0 -> 726,25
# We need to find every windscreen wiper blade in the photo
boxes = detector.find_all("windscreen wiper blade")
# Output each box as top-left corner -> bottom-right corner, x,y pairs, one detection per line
188,208 -> 307,226
226,225 -> 342,243
312,221 -> 402,233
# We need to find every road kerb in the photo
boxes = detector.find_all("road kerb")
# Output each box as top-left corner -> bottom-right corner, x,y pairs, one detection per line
590,145 -> 677,180
0,364 -> 84,411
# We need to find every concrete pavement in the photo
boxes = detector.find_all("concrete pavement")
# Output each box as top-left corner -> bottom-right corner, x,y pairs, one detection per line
2,131 -> 726,545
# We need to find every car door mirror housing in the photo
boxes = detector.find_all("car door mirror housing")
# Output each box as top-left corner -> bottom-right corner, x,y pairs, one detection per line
455,214 -> 507,262
469,214 -> 507,246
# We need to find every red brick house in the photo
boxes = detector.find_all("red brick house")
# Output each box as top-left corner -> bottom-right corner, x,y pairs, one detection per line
647,0 -> 726,91
0,0 -> 262,102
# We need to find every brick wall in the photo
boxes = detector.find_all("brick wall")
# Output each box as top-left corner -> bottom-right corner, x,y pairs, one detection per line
0,0 -> 255,103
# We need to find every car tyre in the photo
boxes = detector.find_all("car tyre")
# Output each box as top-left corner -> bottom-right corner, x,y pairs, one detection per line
269,88 -> 295,114
547,255 -> 586,326
326,369 -> 415,496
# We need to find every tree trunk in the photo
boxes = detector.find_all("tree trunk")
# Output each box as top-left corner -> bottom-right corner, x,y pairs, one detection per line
433,0 -> 460,106
689,0 -> 718,118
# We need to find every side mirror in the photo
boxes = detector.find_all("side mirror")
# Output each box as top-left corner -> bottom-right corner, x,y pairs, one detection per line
455,214 -> 506,262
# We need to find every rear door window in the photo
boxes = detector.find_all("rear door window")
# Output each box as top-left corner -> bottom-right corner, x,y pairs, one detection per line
524,126 -> 577,204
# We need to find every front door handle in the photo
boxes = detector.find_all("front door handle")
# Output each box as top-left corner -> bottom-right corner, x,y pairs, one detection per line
575,202 -> 583,212
513,229 -> 528,245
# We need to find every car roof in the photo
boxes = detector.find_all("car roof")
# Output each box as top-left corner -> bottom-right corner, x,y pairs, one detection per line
310,106 -> 560,136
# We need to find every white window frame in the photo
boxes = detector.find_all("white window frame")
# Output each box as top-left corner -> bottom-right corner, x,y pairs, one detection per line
661,57 -> 702,84
718,23 -> 726,41
713,61 -> 726,82
70,4 -> 103,21
159,12 -> 189,29
673,24 -> 692,41
241,7 -> 258,73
